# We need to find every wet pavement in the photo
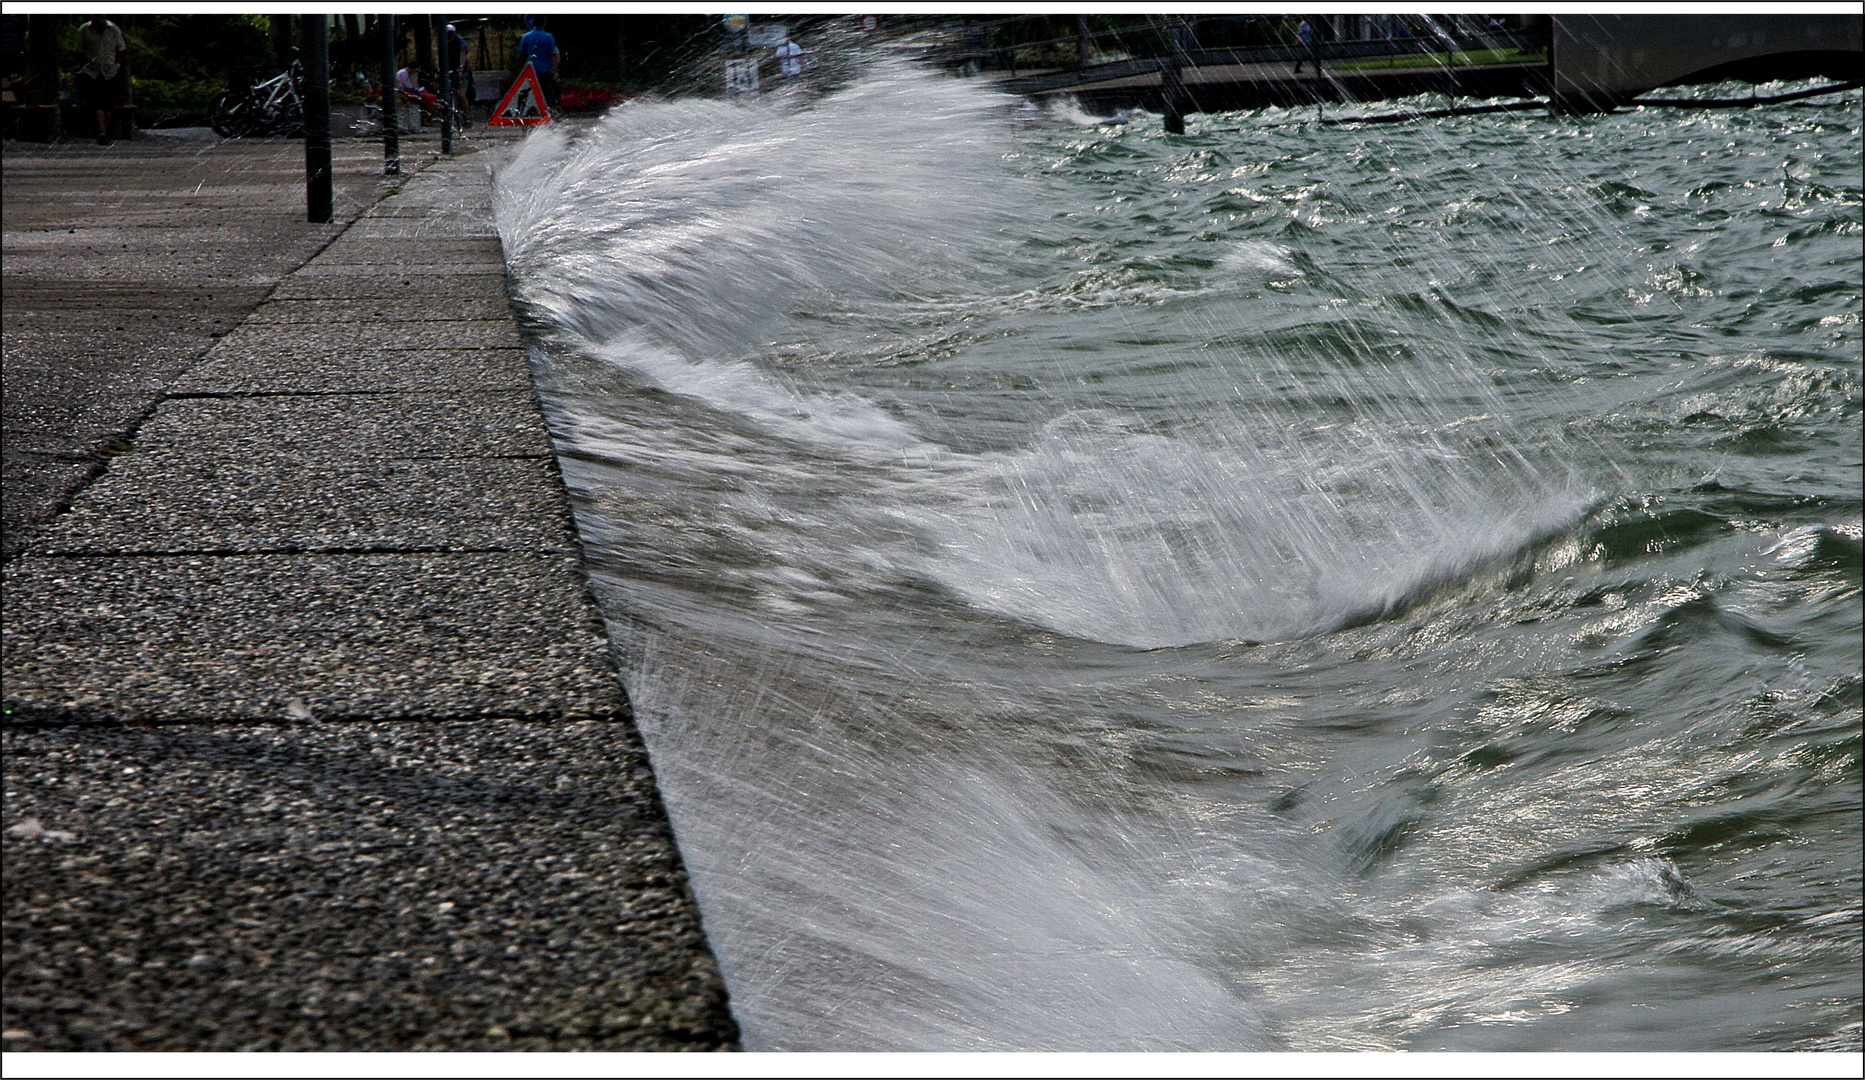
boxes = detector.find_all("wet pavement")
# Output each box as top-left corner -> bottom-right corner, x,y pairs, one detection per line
2,129 -> 739,1051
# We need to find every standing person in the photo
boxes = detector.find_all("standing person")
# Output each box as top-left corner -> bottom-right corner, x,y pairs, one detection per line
519,15 -> 560,113
77,14 -> 128,145
446,24 -> 472,127
1292,18 -> 1317,75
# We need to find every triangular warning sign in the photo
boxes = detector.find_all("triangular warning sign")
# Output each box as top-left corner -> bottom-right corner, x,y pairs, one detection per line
488,63 -> 551,126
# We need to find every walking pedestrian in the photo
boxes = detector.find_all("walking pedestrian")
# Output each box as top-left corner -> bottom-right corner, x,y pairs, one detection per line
76,15 -> 128,144
519,15 -> 560,113
1293,18 -> 1318,75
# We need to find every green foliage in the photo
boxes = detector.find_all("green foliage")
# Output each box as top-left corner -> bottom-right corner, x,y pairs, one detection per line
126,14 -> 274,83
55,16 -> 393,127
1195,16 -> 1297,49
52,15 -> 276,126
129,76 -> 220,125
1328,49 -> 1548,73
991,15 -> 1168,61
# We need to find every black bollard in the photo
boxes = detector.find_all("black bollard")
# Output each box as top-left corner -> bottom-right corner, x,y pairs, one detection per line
303,15 -> 332,223
1162,61 -> 1184,134
380,14 -> 400,175
1161,18 -> 1190,134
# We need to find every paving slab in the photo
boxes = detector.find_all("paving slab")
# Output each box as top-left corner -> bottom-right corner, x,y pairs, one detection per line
268,276 -> 512,301
2,719 -> 731,1051
342,222 -> 502,241
311,238 -> 507,263
2,552 -> 617,724
245,298 -> 515,322
31,457 -> 576,555
209,319 -> 524,353
288,262 -> 508,277
174,347 -> 534,395
0,246 -> 341,283
369,206 -> 497,219
128,392 -> 553,460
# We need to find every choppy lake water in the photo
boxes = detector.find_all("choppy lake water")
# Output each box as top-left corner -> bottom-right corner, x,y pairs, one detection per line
493,65 -> 1862,1051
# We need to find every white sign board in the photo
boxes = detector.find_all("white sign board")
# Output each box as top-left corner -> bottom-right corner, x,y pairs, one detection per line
725,58 -> 760,98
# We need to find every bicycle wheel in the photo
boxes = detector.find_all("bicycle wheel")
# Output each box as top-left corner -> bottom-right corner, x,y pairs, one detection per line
209,91 -> 255,138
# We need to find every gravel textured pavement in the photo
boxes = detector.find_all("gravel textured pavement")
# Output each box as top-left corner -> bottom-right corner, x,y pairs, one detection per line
2,129 -> 739,1052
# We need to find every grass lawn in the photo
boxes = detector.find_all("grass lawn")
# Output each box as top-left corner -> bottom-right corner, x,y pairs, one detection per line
1329,49 -> 1547,73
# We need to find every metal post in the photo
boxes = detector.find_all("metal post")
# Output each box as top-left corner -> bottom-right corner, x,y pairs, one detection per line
1162,66 -> 1184,133
379,14 -> 399,175
1162,18 -> 1189,133
439,19 -> 453,154
303,15 -> 333,223
1077,15 -> 1089,68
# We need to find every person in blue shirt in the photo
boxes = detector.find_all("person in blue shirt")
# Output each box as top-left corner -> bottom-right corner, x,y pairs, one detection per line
519,16 -> 561,112
1293,18 -> 1319,74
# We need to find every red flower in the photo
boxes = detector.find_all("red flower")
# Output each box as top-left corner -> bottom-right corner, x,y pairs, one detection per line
559,87 -> 624,112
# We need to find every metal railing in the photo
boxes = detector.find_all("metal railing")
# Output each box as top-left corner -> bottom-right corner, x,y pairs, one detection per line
940,15 -> 1546,90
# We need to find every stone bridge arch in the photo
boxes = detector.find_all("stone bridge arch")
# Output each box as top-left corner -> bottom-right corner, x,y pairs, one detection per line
1551,13 -> 1862,112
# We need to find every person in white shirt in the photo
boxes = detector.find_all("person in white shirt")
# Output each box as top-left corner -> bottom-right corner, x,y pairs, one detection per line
77,15 -> 128,145
396,61 -> 439,124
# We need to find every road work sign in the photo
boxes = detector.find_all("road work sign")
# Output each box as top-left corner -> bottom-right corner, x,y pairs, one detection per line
489,64 -> 551,126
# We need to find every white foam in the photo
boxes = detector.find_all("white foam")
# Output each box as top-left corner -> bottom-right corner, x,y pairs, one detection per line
592,330 -> 934,455
902,411 -> 1593,647
1218,238 -> 1303,280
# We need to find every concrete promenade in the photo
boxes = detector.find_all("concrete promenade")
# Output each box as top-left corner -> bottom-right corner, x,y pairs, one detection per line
2,131 -> 738,1051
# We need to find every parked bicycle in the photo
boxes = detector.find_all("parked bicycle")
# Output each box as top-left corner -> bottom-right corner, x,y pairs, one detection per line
210,50 -> 305,138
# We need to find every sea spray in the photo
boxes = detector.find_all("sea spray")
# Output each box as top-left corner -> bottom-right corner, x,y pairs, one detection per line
496,63 -> 1860,1051
496,62 -> 1022,363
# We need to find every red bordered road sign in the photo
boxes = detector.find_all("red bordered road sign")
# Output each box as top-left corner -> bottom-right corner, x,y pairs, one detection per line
488,63 -> 551,126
